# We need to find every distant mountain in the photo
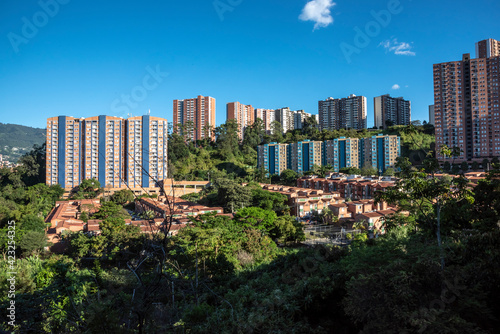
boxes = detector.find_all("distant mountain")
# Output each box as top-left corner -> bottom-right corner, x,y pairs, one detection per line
0,123 -> 46,162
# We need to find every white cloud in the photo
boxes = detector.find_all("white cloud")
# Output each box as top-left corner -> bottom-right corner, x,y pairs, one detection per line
392,84 -> 401,90
299,0 -> 336,30
380,39 -> 416,56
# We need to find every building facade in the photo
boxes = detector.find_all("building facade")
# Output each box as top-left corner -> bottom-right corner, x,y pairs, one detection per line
373,94 -> 411,129
361,135 -> 401,173
226,102 -> 255,140
257,135 -> 400,175
255,108 -> 275,134
257,143 -> 288,176
318,95 -> 367,131
47,115 -> 168,190
287,140 -> 323,174
126,116 -> 168,188
81,116 -> 126,189
434,39 -> 500,162
476,38 -> 500,59
274,107 -> 312,133
323,137 -> 361,172
173,95 -> 216,141
47,116 -> 85,189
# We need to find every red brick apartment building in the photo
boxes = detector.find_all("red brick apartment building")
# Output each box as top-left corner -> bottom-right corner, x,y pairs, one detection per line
434,39 -> 500,163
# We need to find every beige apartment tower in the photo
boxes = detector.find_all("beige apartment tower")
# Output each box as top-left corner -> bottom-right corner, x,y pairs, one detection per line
255,108 -> 275,134
226,102 -> 255,140
173,95 -> 216,141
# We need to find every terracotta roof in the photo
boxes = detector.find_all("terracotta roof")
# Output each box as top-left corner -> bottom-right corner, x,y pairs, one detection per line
358,212 -> 383,218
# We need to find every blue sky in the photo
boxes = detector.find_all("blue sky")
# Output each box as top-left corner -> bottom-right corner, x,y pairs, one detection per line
1,0 -> 499,129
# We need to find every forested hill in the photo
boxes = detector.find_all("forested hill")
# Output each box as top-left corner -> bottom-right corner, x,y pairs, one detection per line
0,123 -> 45,162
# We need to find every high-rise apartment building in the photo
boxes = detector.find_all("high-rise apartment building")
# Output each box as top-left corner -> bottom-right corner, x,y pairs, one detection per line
274,108 -> 312,133
318,95 -> 367,131
46,116 -> 85,189
81,116 -> 126,188
434,39 -> 500,162
257,143 -> 288,176
255,108 -> 275,134
274,107 -> 295,133
374,94 -> 411,129
226,102 -> 255,140
293,110 -> 312,130
257,135 -> 400,175
287,140 -> 323,174
173,95 -> 216,141
126,116 -> 168,188
323,137 -> 361,172
361,135 -> 401,173
47,115 -> 168,190
476,39 -> 500,59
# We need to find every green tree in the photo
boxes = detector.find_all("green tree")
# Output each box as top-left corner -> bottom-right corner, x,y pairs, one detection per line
93,201 -> 129,220
110,189 -> 134,205
20,214 -> 46,232
302,115 -> 319,138
360,164 -> 378,176
242,118 -> 265,150
74,178 -> 101,199
340,167 -> 361,175
482,158 -> 490,171
395,157 -> 413,176
270,121 -> 284,143
18,231 -> 47,255
213,178 -> 252,213
443,161 -> 451,173
215,119 -> 240,160
249,185 -> 289,215
279,169 -> 299,186
268,215 -> 305,244
234,207 -> 277,232
16,143 -> 46,187
383,168 -> 395,177
461,161 -> 469,174
376,171 -> 474,270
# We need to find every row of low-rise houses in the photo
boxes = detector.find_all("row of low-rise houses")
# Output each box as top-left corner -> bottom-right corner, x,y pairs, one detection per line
260,183 -> 402,234
257,134 -> 401,175
297,175 -> 396,200
44,196 -> 226,251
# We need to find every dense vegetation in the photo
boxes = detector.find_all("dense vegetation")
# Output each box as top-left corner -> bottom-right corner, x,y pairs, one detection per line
169,118 -> 435,181
0,123 -> 46,162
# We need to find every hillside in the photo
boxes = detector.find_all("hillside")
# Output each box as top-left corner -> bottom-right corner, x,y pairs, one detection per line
0,123 -> 46,162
